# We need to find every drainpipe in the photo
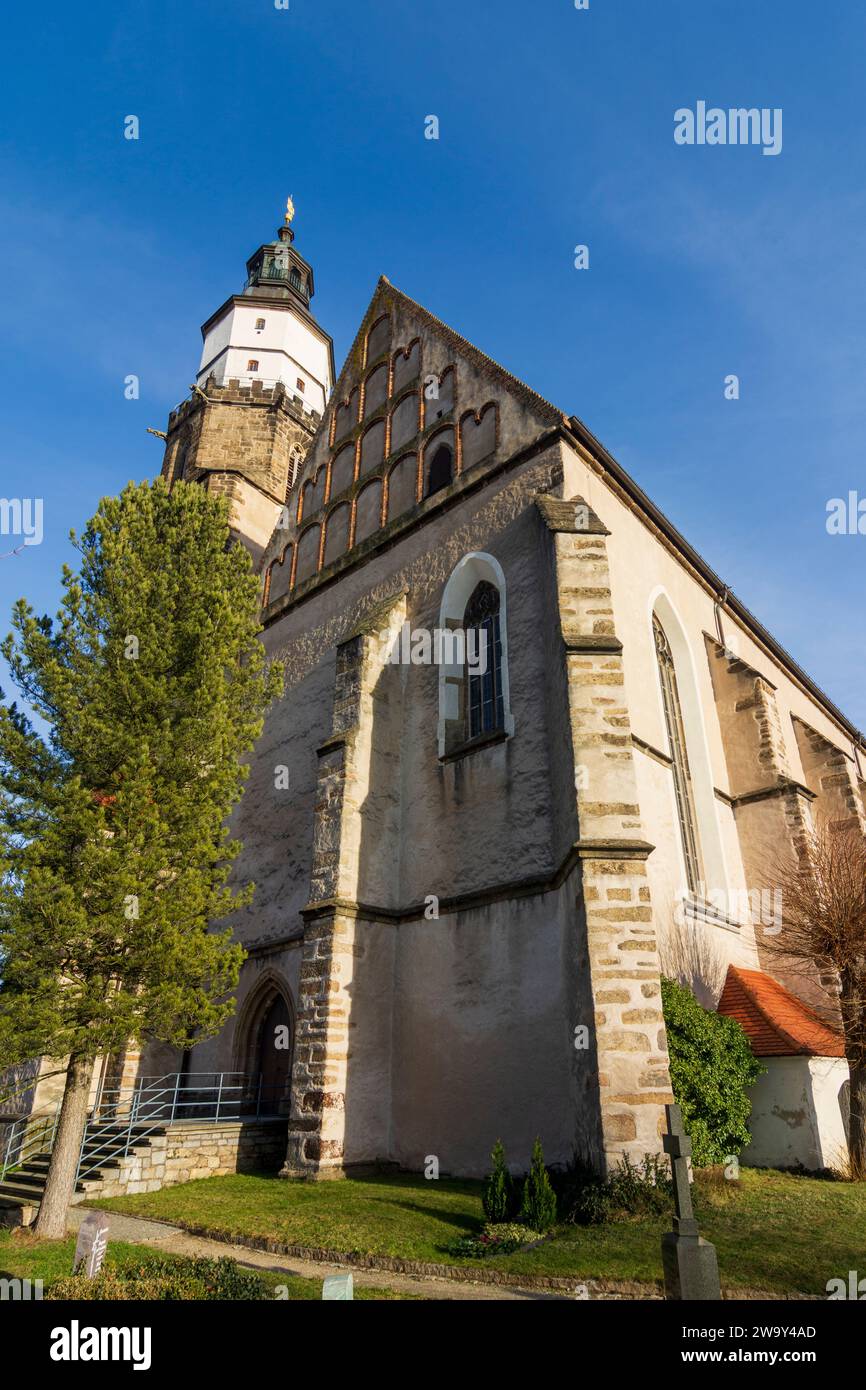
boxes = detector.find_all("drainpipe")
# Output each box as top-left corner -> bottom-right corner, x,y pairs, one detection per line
714,585 -> 731,652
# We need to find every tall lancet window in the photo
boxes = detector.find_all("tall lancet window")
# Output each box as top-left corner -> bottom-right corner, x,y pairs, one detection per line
464,581 -> 504,739
654,616 -> 702,893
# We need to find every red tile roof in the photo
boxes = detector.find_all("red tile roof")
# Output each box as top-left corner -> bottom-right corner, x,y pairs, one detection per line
717,966 -> 844,1058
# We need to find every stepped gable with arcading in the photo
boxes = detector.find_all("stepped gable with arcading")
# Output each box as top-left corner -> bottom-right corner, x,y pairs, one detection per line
260,277 -> 565,614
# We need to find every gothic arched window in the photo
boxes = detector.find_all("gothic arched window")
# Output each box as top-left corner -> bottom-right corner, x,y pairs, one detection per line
426,444 -> 453,497
654,615 -> 702,893
438,552 -> 514,757
464,581 -> 504,739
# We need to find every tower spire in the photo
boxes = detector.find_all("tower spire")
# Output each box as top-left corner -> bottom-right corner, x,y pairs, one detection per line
158,200 -> 335,564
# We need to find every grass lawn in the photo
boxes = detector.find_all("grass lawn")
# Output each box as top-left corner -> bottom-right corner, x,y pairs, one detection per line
0,1229 -> 411,1300
89,1166 -> 866,1297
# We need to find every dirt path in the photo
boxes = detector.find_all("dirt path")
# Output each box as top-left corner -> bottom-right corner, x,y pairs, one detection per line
67,1207 -> 571,1301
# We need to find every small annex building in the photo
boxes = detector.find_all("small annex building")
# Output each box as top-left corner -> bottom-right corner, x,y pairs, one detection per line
718,966 -> 849,1173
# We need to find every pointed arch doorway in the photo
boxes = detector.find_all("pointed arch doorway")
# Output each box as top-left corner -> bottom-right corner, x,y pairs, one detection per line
257,992 -> 291,1114
236,976 -> 294,1116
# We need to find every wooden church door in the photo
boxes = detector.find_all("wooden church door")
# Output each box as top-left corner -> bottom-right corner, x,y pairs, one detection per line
257,993 -> 291,1113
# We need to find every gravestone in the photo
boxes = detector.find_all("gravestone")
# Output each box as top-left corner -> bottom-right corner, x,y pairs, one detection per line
73,1212 -> 110,1279
322,1273 -> 354,1300
661,1104 -> 721,1300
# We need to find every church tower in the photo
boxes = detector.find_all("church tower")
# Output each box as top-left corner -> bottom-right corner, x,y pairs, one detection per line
160,200 -> 335,564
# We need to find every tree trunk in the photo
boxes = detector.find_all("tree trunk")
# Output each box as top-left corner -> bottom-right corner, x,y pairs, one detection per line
838,971 -> 866,1180
33,1052 -> 95,1240
848,1057 -> 866,1180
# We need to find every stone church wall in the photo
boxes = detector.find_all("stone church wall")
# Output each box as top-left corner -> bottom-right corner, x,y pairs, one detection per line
169,292 -> 862,1180
184,442 -> 587,1174
256,442 -> 568,928
559,436 -> 860,1017
389,887 -> 590,1176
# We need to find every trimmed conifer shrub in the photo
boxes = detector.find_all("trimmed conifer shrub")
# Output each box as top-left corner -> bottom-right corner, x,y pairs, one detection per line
519,1137 -> 557,1232
482,1138 -> 515,1222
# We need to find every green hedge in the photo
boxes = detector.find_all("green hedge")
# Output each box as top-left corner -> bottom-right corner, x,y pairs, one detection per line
661,976 -> 764,1166
48,1254 -> 270,1301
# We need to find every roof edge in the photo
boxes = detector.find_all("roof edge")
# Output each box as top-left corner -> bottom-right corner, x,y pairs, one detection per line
719,965 -> 844,1058
563,414 -> 866,754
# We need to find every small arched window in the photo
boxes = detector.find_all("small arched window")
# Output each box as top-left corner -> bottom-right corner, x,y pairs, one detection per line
464,581 -> 504,739
437,552 -> 514,757
426,444 -> 453,497
654,615 -> 702,893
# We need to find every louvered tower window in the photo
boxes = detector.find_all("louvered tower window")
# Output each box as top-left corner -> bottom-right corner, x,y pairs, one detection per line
286,448 -> 301,497
653,616 -> 702,894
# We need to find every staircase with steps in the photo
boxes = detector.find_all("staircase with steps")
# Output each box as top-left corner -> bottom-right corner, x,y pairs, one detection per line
0,1126 -> 168,1222
0,1071 -> 288,1224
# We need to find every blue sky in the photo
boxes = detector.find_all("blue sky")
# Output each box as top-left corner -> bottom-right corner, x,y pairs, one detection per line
0,0 -> 863,725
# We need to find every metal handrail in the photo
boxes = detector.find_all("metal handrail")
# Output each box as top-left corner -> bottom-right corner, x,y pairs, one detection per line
98,1074 -> 285,1120
246,265 -> 309,299
1,1105 -> 61,1183
76,1114 -> 169,1185
3,1071 -> 286,1190
77,1072 -> 286,1184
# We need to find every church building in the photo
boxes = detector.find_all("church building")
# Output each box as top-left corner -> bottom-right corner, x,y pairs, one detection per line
145,205 -> 864,1182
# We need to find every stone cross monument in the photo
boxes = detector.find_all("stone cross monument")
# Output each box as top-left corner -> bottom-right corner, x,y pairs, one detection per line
661,1103 -> 721,1300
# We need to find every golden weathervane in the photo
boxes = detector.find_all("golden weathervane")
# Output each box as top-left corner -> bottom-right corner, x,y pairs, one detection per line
285,194 -> 295,225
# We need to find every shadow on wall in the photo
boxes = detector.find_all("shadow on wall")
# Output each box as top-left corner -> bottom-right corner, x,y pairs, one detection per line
838,1077 -> 850,1152
658,915 -> 728,1010
333,601 -> 604,1179
0,1059 -> 41,1114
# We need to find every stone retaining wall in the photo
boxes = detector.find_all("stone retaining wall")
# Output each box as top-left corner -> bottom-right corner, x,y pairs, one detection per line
75,1120 -> 286,1201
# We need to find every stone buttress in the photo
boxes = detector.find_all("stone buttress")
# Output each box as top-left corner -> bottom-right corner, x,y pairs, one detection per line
281,595 -> 406,1177
539,495 -> 674,1171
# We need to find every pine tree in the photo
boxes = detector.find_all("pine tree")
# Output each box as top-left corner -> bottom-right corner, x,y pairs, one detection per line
482,1138 -> 514,1222
0,479 -> 282,1237
519,1137 -> 557,1232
